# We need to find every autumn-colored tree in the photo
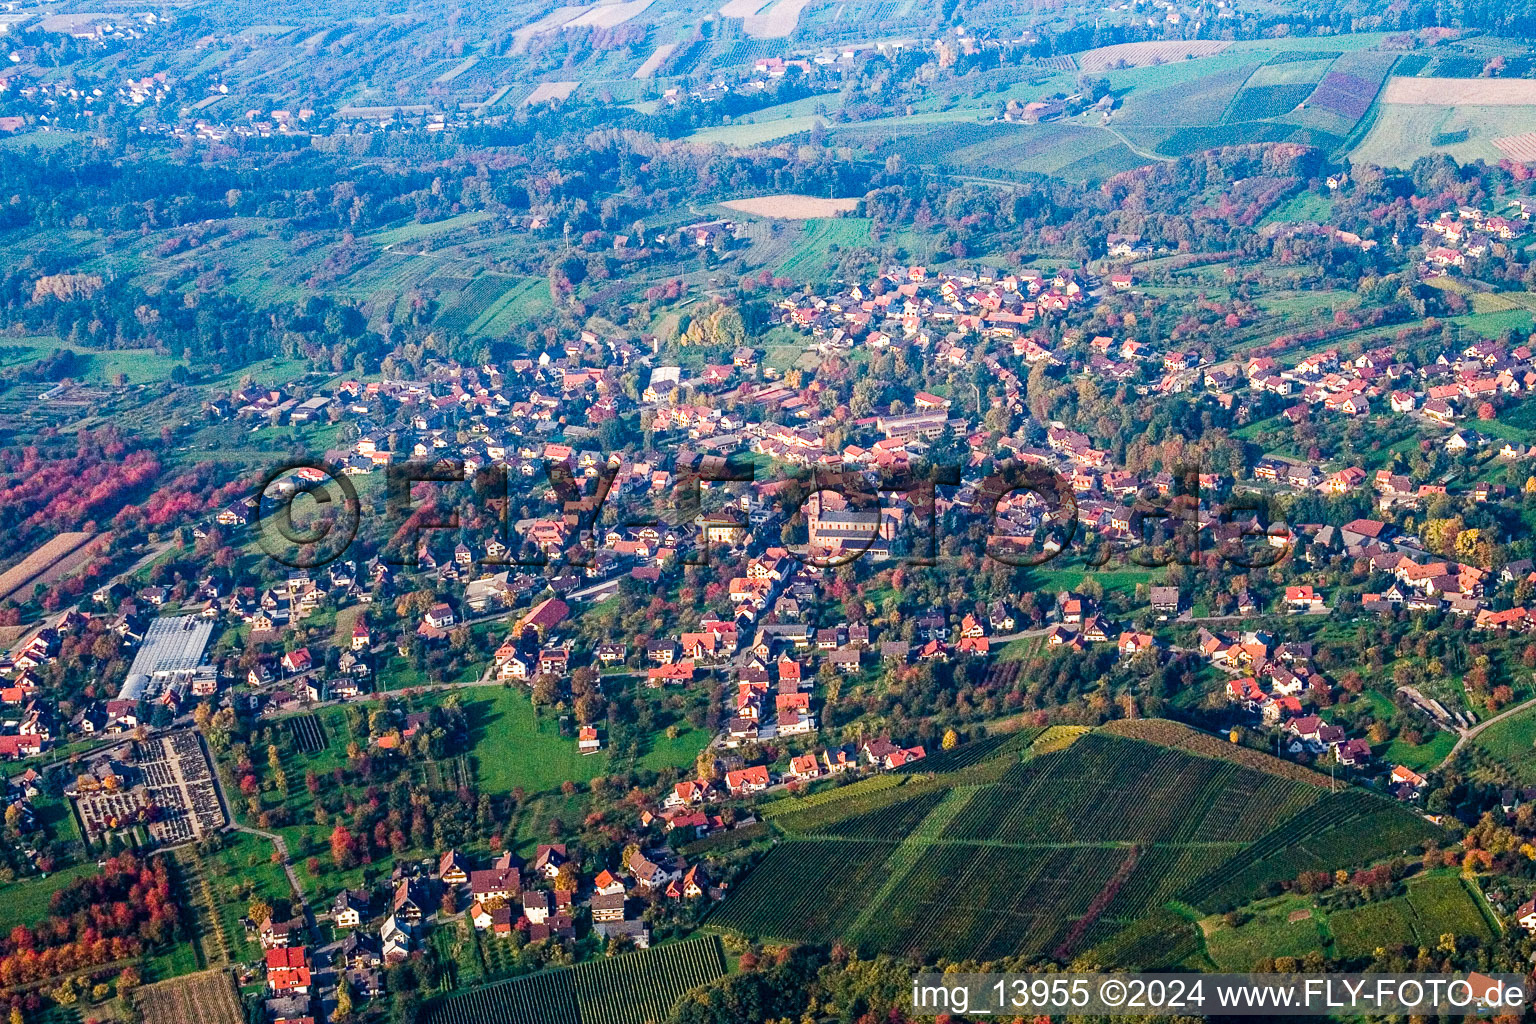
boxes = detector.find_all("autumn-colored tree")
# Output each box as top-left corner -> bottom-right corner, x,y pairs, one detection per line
330,825 -> 358,868
335,975 -> 353,1019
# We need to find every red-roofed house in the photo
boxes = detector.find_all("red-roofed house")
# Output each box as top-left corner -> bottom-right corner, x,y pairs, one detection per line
1285,586 -> 1325,613
724,765 -> 770,795
518,598 -> 570,639
265,947 -> 312,995
1226,677 -> 1264,703
578,726 -> 602,754
786,753 -> 821,781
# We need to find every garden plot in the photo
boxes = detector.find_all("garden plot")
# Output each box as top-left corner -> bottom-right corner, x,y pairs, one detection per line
633,42 -> 677,78
523,81 -> 579,106
743,0 -> 813,37
721,195 -> 860,219
1077,40 -> 1230,73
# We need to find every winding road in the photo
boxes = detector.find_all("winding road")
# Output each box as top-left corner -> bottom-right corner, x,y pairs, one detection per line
1438,695 -> 1536,769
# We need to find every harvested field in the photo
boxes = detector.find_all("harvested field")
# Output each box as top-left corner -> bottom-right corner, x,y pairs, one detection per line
137,969 -> 242,1024
565,0 -> 654,29
633,42 -> 677,79
721,194 -> 860,219
0,531 -> 96,604
1076,40 -> 1229,73
40,13 -> 110,33
1383,76 -> 1536,105
523,81 -> 580,106
512,6 -> 585,48
744,0 -> 811,38
34,534 -> 103,589
1494,132 -> 1536,161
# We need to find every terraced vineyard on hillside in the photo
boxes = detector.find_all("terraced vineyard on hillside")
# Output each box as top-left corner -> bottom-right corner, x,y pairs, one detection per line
425,936 -> 727,1024
708,726 -> 1446,964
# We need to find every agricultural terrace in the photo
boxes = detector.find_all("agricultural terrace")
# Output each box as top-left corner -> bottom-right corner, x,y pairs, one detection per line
708,728 -> 1445,963
0,532 -> 99,604
1076,40 -> 1231,73
523,82 -> 580,106
425,936 -> 726,1024
742,0 -> 810,39
136,970 -> 242,1024
1202,875 -> 1497,968
1462,700 -> 1536,785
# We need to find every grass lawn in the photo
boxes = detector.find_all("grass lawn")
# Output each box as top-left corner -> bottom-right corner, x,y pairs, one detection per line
1201,895 -> 1326,969
1259,192 -> 1334,226
34,794 -> 81,843
143,940 -> 202,982
1022,564 -> 1161,597
1469,411 -> 1536,446
1254,289 -> 1357,315
1330,874 -> 1494,958
0,861 -> 99,933
463,687 -> 610,795
377,654 -> 483,690
1329,896 -> 1418,957
1467,702 -> 1536,783
777,218 -> 873,280
1403,873 -> 1497,939
1502,396 -> 1536,433
197,831 -> 297,961
368,210 -> 493,247
636,720 -> 711,773
1453,308 -> 1534,339
719,92 -> 839,125
0,337 -> 186,385
1383,728 -> 1457,772
1232,413 -> 1282,441
1353,103 -> 1536,168
996,636 -> 1041,662
690,116 -> 821,146
333,606 -> 365,647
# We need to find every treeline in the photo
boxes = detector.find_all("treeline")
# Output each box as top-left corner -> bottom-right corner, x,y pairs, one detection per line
0,428 -> 156,544
0,853 -> 179,987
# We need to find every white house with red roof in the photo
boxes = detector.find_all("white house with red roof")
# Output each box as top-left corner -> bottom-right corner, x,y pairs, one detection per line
724,765 -> 770,795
